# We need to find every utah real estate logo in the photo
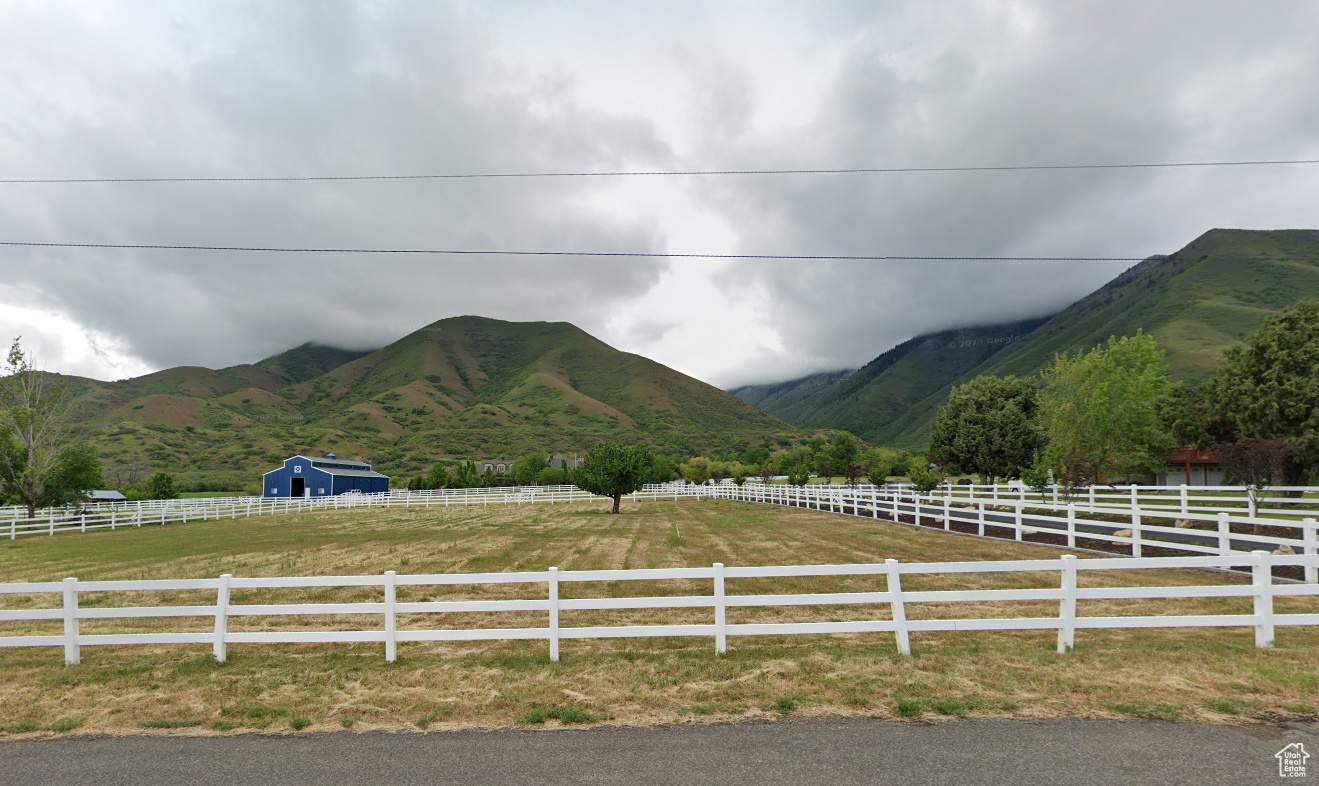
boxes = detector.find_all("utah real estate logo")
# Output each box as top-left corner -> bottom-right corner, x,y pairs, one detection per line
1277,743 -> 1309,778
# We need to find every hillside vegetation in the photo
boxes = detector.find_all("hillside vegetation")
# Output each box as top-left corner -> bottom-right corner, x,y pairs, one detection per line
739,229 -> 1319,450
65,317 -> 797,487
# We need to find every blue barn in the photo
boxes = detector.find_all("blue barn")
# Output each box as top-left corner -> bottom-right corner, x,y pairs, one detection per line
262,452 -> 390,498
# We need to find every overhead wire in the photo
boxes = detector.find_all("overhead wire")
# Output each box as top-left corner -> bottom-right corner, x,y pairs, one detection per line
0,158 -> 1316,184
0,241 -> 1143,261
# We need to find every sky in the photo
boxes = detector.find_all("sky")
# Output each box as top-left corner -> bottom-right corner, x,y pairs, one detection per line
1,0 -> 1317,388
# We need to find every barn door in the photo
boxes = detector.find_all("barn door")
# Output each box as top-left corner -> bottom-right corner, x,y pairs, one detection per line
290,477 -> 305,497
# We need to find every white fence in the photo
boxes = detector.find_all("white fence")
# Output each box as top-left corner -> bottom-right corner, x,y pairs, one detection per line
707,483 -> 1319,580
2,552 -> 1316,666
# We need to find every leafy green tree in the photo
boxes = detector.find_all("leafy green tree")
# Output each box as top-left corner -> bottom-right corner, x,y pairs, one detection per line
510,452 -> 548,486
536,466 -> 566,486
860,449 -> 891,487
575,442 -> 653,513
424,463 -> 451,489
905,456 -> 946,494
829,432 -> 859,476
146,471 -> 179,500
815,444 -> 836,484
928,375 -> 1042,483
1200,300 -> 1319,485
482,466 -> 496,487
0,338 -> 78,517
449,461 -> 480,489
786,462 -> 811,487
1038,331 -> 1172,485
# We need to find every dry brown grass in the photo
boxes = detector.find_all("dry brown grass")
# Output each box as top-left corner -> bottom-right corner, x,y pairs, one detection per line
1,498 -> 1316,736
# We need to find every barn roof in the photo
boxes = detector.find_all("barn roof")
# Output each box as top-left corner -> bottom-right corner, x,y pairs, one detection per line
302,455 -> 370,467
318,467 -> 389,478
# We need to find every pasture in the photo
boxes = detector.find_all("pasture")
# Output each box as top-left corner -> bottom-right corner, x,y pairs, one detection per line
1,499 -> 1316,735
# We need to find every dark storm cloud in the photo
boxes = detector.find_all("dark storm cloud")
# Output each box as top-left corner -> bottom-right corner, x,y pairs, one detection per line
2,1 -> 1317,386
0,1 -> 671,370
698,1 -> 1319,385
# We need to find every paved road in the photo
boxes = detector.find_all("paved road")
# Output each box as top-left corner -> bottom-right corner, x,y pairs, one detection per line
2,718 -> 1315,785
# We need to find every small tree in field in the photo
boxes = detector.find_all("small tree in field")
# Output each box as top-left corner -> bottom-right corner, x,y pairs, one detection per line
861,449 -> 891,487
575,442 -> 653,514
146,472 -> 179,500
760,462 -> 774,484
1212,438 -> 1295,516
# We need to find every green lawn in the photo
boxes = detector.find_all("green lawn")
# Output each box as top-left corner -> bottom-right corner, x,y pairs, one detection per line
1,499 -> 1316,736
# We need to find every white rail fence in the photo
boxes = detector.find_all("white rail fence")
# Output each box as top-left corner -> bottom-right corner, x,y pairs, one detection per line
709,483 -> 1319,580
2,552 -> 1315,666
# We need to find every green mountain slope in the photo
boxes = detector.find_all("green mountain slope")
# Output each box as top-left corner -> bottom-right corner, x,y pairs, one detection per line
730,370 -> 855,413
732,318 -> 1050,446
878,228 -> 1319,448
736,228 -> 1319,452
66,316 -> 797,488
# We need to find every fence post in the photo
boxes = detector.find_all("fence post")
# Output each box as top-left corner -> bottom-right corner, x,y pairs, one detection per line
1014,501 -> 1023,541
1180,484 -> 1189,516
1305,519 -> 1317,584
1057,555 -> 1077,653
213,573 -> 231,663
63,577 -> 79,666
548,566 -> 560,662
943,494 -> 951,531
1066,503 -> 1076,549
1217,512 -> 1231,556
885,559 -> 911,656
384,570 -> 397,663
713,562 -> 727,655
1130,484 -> 1138,514
1051,484 -> 1059,506
1252,551 -> 1275,649
977,501 -> 985,537
1131,508 -> 1142,558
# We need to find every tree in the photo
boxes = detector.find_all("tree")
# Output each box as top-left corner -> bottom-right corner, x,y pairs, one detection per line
1212,438 -> 1295,513
146,471 -> 179,500
482,466 -> 496,487
424,463 -> 451,489
786,461 -> 811,487
815,444 -> 836,484
449,461 -> 480,489
905,456 -> 946,494
1038,331 -> 1171,485
759,462 -> 775,484
829,432 -> 859,476
510,452 -> 548,486
928,375 -> 1042,483
536,466 -> 566,486
574,442 -> 653,514
0,338 -> 81,517
1200,300 -> 1319,486
860,449 -> 891,487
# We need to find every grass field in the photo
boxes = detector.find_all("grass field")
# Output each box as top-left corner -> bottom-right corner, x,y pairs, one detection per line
1,499 -> 1316,736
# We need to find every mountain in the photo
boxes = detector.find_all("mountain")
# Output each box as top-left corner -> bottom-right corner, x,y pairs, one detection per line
68,316 -> 798,489
740,228 -> 1319,450
730,369 -> 855,413
878,228 -> 1319,447
731,317 -> 1051,445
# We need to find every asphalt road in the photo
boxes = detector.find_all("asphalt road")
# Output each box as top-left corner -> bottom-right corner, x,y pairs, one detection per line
2,718 -> 1315,786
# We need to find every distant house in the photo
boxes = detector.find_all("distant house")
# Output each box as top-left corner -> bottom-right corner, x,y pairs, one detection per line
1159,447 -> 1225,487
85,490 -> 128,504
262,452 -> 389,498
475,453 -> 583,482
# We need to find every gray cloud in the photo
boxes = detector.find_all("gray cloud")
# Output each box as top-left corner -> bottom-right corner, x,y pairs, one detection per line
1,1 -> 1317,387
692,0 -> 1319,385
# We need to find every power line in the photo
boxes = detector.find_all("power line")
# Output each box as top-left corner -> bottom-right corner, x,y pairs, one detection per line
1,158 -> 1317,184
0,241 -> 1143,261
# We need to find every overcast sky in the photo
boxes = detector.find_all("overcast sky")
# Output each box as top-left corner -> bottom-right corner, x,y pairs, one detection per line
2,1 -> 1317,388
